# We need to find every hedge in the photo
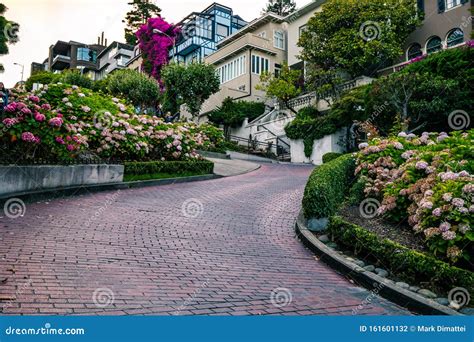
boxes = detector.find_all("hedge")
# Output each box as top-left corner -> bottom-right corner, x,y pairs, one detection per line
302,154 -> 355,219
322,152 -> 343,164
328,216 -> 474,297
124,160 -> 214,181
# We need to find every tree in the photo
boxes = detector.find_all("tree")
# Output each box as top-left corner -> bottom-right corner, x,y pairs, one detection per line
299,0 -> 421,78
106,69 -> 160,109
59,70 -> 94,89
263,0 -> 296,16
136,17 -> 179,81
0,3 -> 19,72
123,0 -> 161,45
256,62 -> 302,114
161,63 -> 220,118
208,97 -> 265,136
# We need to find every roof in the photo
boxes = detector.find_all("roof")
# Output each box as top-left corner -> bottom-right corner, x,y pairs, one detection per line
217,12 -> 285,48
285,0 -> 327,22
97,41 -> 134,58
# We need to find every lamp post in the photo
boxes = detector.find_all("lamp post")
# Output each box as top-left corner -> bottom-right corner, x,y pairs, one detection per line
153,28 -> 177,62
13,63 -> 25,82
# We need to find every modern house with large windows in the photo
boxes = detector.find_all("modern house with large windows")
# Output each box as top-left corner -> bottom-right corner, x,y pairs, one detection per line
95,41 -> 134,80
47,40 -> 106,77
170,2 -> 248,64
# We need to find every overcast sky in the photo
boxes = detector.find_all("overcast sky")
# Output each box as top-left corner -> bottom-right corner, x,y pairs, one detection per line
1,0 -> 308,87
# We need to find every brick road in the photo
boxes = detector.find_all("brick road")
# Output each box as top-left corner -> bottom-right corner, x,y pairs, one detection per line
0,164 -> 409,315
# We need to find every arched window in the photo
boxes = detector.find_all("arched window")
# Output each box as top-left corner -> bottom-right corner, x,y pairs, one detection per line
446,28 -> 464,47
407,43 -> 423,60
426,36 -> 442,54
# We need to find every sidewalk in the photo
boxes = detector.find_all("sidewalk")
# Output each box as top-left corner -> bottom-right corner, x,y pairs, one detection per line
207,158 -> 260,177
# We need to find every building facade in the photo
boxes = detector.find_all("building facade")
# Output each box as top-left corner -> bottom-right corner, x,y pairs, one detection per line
47,40 -> 106,78
170,3 -> 248,64
197,12 -> 287,120
96,41 -> 134,80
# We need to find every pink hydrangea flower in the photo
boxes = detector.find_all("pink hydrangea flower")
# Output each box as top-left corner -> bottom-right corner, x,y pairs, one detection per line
452,198 -> 465,208
49,117 -> 63,127
442,231 -> 456,241
415,161 -> 428,170
34,113 -> 46,122
432,208 -> 442,217
439,222 -> 451,232
2,118 -> 18,126
28,95 -> 40,103
21,132 -> 38,143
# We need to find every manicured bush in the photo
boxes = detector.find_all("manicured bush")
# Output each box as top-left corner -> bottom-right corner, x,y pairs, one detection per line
124,160 -> 214,181
322,152 -> 343,164
208,97 -> 265,130
25,71 -> 60,91
59,70 -> 94,89
356,130 -> 474,264
328,216 -> 474,298
302,154 -> 355,219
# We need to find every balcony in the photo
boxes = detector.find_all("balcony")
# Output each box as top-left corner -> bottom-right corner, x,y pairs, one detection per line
206,33 -> 278,65
51,54 -> 71,70
175,36 -> 215,56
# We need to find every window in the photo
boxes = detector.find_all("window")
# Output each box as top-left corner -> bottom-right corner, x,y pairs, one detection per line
251,55 -> 269,75
273,30 -> 285,50
446,28 -> 464,47
446,0 -> 461,9
216,55 -> 247,84
77,48 -> 97,62
298,25 -> 307,38
216,24 -> 229,37
426,36 -> 442,54
407,43 -> 422,60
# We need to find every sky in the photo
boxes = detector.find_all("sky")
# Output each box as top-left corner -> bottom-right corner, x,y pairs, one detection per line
1,0 -> 308,87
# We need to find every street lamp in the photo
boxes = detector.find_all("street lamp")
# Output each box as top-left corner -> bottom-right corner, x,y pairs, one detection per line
153,28 -> 177,62
13,63 -> 25,82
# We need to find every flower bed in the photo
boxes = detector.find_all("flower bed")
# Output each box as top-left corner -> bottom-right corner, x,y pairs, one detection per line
0,84 -> 225,164
123,160 -> 214,182
356,130 -> 473,265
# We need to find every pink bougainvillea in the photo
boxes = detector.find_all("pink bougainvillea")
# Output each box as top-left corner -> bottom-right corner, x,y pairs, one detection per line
136,17 -> 180,81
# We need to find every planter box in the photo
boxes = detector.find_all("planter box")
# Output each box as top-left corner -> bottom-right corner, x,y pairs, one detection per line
0,164 -> 124,197
290,129 -> 347,165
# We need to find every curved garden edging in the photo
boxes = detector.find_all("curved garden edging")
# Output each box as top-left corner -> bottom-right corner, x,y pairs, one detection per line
295,210 -> 462,316
0,173 -> 219,205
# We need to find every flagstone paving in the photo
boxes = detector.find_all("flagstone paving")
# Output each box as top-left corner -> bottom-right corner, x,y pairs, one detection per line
0,164 -> 410,315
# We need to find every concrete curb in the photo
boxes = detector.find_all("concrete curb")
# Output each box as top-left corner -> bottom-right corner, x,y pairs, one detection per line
0,174 -> 219,205
295,210 -> 463,316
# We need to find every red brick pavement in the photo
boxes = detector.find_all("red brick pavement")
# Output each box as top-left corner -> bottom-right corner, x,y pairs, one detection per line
0,164 -> 410,315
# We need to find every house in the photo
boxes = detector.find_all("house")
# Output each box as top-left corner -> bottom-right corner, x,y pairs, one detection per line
170,2 -> 248,65
379,0 -> 472,75
199,12 -> 288,121
95,41 -> 134,80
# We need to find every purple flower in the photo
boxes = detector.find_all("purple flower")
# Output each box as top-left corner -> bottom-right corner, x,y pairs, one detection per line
462,184 -> 474,193
48,117 -> 63,127
459,224 -> 470,234
21,132 -> 39,143
34,113 -> 46,122
442,193 -> 453,202
452,198 -> 465,208
41,103 -> 51,111
2,118 -> 17,126
55,136 -> 65,145
432,208 -> 442,217
439,222 -> 451,232
415,161 -> 428,170
442,231 -> 456,241
4,103 -> 17,112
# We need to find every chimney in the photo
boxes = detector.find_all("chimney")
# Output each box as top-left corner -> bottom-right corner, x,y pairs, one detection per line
101,32 -> 104,45
105,38 -> 108,46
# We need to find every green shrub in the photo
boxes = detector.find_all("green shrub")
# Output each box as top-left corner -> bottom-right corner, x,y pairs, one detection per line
302,154 -> 355,219
59,70 -> 93,89
347,177 -> 366,206
25,71 -> 60,91
208,97 -> 265,129
328,216 -> 474,297
322,152 -> 343,164
124,160 -> 214,181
